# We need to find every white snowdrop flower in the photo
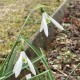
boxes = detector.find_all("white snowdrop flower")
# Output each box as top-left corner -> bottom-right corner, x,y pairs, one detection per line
13,51 -> 36,78
40,12 -> 64,37
26,74 -> 31,80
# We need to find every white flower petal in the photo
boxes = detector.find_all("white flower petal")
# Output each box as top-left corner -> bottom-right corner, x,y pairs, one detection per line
49,16 -> 64,30
13,53 -> 22,78
26,74 -> 31,80
40,13 -> 45,32
26,55 -> 36,75
43,21 -> 48,37
40,12 -> 48,37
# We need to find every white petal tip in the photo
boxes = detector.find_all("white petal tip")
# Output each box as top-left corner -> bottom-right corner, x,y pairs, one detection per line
61,27 -> 64,30
26,74 -> 31,80
40,29 -> 42,32
13,70 -> 18,78
33,72 -> 36,75
46,34 -> 48,37
45,31 -> 48,37
49,16 -> 64,31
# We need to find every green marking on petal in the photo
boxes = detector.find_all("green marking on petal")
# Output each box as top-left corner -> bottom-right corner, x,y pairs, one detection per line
22,58 -> 26,63
46,18 -> 51,24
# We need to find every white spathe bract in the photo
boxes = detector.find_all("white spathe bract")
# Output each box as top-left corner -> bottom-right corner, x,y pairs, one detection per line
13,51 -> 36,78
40,12 -> 64,37
26,74 -> 31,80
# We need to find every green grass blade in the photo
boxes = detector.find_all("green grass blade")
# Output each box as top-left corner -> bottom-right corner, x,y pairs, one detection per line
4,47 -> 19,74
35,66 -> 44,80
40,48 -> 54,80
0,41 -> 18,77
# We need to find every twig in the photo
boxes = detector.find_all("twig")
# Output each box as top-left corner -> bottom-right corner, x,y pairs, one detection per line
66,63 -> 80,80
51,68 -> 68,77
56,68 -> 68,77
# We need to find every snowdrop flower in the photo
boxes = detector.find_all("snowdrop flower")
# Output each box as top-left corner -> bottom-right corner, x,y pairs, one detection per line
26,74 -> 31,80
40,12 -> 64,37
13,51 -> 36,78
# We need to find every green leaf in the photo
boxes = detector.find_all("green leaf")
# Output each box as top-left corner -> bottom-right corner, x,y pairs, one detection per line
4,47 -> 18,74
0,53 -> 12,77
0,41 -> 18,77
40,48 -> 54,80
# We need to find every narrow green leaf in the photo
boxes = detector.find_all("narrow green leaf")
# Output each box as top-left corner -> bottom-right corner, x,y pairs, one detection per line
4,47 -> 18,74
40,48 -> 54,80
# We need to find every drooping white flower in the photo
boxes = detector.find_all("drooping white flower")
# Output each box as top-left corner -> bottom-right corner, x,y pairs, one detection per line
26,74 -> 31,80
13,51 -> 36,78
40,12 -> 64,37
